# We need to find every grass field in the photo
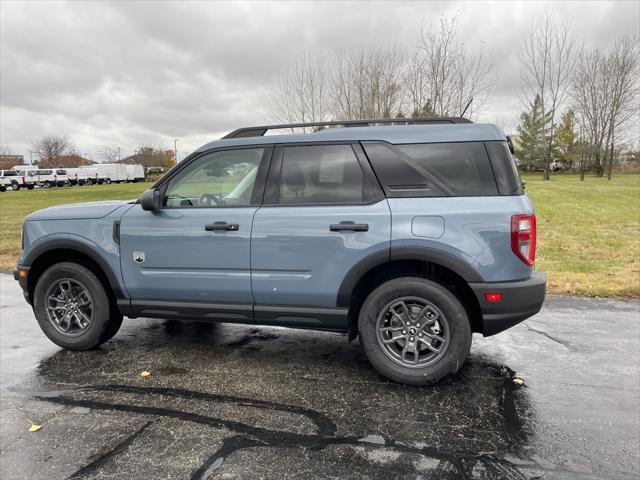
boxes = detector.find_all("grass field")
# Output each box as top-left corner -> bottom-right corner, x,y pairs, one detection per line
0,174 -> 638,297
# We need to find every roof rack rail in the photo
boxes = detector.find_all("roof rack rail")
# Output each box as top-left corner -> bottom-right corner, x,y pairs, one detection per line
222,117 -> 472,139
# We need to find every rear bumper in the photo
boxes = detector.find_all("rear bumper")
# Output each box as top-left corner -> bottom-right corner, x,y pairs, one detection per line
470,271 -> 546,336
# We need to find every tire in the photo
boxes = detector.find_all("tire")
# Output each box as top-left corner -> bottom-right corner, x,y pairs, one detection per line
105,178 -> 111,184
33,262 -> 123,350
0,186 -> 6,192
44,181 -> 51,188
27,185 -> 34,190
358,277 -> 472,386
11,183 -> 20,191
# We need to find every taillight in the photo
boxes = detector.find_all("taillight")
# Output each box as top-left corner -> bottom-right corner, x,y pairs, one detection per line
511,214 -> 536,266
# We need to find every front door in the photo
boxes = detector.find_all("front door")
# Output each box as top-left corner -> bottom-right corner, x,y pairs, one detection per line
120,146 -> 271,318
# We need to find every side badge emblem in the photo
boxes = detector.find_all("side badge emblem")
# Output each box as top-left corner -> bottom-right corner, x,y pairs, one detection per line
134,252 -> 145,264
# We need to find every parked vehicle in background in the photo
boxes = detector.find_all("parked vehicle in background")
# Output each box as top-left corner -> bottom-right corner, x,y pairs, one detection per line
14,118 -> 546,386
18,168 -> 68,188
13,170 -> 36,190
80,167 -> 99,184
11,165 -> 33,173
80,164 -> 128,184
550,160 -> 565,172
0,170 -> 21,192
125,164 -> 145,182
66,168 -> 89,186
54,169 -> 71,187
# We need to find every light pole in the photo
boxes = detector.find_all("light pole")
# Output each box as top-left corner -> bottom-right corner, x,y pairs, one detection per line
174,139 -> 178,164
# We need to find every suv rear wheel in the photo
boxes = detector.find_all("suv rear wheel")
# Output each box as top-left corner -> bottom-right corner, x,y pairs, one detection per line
33,262 -> 123,350
358,277 -> 471,385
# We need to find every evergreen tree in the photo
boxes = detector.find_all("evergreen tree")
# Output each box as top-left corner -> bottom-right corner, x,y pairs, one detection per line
516,94 -> 552,168
411,100 -> 436,118
555,109 -> 577,166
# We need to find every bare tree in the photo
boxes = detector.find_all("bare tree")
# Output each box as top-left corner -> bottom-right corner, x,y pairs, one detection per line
269,49 -> 330,130
571,36 -> 639,179
32,136 -> 74,167
332,44 -> 405,120
603,36 -> 640,179
101,146 -> 120,163
520,11 -> 576,180
406,15 -> 494,119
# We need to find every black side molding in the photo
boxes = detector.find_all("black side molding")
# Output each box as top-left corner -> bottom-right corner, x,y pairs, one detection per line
112,221 -> 121,245
336,246 -> 484,308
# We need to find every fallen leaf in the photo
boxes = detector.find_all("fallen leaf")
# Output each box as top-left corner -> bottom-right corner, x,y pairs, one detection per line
28,424 -> 42,432
607,251 -> 619,258
140,370 -> 151,377
513,378 -> 524,386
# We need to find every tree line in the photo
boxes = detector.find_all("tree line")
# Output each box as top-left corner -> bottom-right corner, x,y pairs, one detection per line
269,13 -> 639,180
0,136 -> 176,169
270,15 -> 494,125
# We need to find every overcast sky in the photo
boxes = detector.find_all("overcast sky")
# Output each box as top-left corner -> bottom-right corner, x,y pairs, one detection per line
1,0 -> 638,161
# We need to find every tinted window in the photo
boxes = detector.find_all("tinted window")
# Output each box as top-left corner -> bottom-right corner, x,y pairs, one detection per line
484,141 -> 523,195
2,170 -> 16,176
278,145 -> 365,204
363,142 -> 498,197
163,148 -> 263,208
56,169 -> 67,175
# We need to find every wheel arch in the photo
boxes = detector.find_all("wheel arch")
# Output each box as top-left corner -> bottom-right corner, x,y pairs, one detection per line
339,247 -> 484,339
23,239 -> 126,309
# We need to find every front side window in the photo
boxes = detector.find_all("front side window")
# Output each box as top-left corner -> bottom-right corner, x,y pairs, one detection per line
278,145 -> 365,205
163,148 -> 263,208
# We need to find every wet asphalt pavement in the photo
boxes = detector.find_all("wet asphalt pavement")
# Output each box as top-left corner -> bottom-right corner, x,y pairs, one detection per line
0,273 -> 638,479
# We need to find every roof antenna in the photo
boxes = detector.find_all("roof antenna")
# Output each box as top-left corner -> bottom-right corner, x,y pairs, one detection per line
461,98 -> 473,117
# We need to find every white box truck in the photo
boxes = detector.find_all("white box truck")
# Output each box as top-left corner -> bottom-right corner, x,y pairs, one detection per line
80,164 -> 127,184
125,164 -> 145,182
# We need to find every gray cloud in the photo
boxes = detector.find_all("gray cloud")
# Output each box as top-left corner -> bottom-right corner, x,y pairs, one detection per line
1,0 -> 638,160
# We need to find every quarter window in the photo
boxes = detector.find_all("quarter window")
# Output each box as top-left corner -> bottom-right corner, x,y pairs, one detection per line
363,142 -> 498,197
163,148 -> 263,208
278,145 -> 365,204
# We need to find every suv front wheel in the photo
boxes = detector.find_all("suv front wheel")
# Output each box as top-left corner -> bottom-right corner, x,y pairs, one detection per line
358,277 -> 471,385
33,262 -> 123,350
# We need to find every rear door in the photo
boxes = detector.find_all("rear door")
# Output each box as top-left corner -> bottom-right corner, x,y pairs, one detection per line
250,143 -> 391,329
119,146 -> 272,316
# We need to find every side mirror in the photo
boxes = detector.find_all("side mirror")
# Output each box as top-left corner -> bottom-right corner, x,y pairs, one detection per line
140,188 -> 162,211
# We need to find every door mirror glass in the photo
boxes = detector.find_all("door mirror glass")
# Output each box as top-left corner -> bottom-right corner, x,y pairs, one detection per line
140,188 -> 162,211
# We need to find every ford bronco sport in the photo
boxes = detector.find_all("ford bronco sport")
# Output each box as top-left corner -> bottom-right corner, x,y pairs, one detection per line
14,118 -> 546,385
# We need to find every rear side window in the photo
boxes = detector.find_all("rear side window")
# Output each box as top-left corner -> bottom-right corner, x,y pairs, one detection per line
278,145 -> 365,204
363,142 -> 498,197
484,141 -> 523,195
2,170 -> 16,176
56,169 -> 67,175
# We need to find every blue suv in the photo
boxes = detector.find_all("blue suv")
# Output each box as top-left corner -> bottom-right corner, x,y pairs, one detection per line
15,118 -> 546,385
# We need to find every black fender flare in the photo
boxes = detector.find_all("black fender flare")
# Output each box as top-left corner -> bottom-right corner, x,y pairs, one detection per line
22,238 -> 127,300
336,246 -> 484,308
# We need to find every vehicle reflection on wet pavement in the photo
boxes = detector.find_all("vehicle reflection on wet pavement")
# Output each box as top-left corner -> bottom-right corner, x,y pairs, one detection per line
1,274 -> 638,479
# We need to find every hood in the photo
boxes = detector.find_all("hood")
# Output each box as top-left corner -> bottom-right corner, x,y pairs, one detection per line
26,200 -> 134,221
